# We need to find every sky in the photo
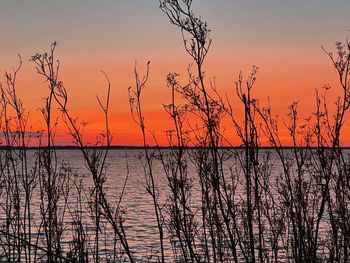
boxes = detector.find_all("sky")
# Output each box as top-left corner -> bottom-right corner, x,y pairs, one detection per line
0,0 -> 349,145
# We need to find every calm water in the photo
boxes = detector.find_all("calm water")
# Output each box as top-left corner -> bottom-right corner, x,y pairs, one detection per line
54,149 -> 203,260
0,149 -> 200,261
46,149 -> 277,260
0,148 -> 342,262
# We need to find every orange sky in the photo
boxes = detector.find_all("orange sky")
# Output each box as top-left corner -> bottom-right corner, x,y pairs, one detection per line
3,47 -> 348,146
1,1 -> 349,146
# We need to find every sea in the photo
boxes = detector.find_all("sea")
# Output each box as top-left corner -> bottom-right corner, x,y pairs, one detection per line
0,148 -> 341,262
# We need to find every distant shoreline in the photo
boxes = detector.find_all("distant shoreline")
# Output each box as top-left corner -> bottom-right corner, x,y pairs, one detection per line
1,145 -> 350,150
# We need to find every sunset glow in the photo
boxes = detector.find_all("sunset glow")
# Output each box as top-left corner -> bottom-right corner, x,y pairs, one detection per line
1,0 -> 349,146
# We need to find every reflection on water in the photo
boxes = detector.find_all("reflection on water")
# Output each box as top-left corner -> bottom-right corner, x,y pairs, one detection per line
0,148 -> 344,262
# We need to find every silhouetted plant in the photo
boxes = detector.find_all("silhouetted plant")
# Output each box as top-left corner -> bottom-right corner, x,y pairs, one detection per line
129,62 -> 166,262
160,73 -> 200,262
32,42 -> 133,263
0,56 -> 43,262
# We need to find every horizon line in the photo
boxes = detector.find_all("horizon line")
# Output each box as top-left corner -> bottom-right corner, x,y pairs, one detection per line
1,145 -> 350,150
